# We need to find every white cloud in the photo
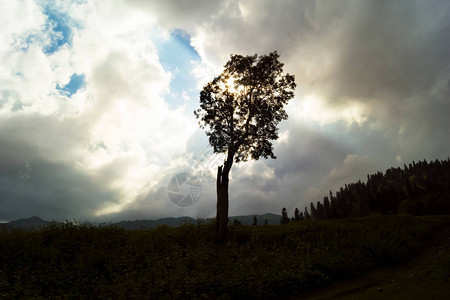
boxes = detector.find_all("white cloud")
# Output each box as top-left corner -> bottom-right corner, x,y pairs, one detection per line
0,0 -> 198,220
288,94 -> 367,127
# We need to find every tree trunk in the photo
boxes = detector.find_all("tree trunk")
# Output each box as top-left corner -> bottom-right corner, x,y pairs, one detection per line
215,156 -> 232,240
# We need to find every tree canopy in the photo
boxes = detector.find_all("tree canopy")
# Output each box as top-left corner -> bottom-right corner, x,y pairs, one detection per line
194,51 -> 296,162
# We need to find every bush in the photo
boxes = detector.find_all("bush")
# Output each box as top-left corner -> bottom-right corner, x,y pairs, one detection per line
0,215 -> 443,299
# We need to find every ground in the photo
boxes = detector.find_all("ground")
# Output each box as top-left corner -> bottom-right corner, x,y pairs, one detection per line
299,221 -> 450,300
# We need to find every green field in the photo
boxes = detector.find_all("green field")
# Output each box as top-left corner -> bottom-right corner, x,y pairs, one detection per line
1,215 -> 449,299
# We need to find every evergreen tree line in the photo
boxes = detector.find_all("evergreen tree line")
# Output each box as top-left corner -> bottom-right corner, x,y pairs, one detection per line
232,217 -> 268,226
283,158 -> 450,223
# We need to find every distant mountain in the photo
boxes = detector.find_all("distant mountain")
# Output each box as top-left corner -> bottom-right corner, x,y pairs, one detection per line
114,216 -> 196,230
1,213 -> 282,230
1,216 -> 52,230
115,213 -> 282,229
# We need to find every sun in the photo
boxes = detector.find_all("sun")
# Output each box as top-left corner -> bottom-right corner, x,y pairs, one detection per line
222,75 -> 244,94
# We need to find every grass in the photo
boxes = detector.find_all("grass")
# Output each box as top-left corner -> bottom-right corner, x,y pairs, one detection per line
301,215 -> 450,299
1,215 -> 449,299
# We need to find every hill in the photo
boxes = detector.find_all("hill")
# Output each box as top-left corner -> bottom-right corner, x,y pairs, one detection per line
0,216 -> 52,230
0,213 -> 282,230
293,158 -> 450,221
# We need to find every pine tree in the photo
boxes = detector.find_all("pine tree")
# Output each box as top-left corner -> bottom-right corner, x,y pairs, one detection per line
310,203 -> 317,219
316,201 -> 325,219
294,208 -> 300,221
304,158 -> 450,219
323,196 -> 331,219
299,212 -> 305,220
281,207 -> 290,224
304,206 -> 310,219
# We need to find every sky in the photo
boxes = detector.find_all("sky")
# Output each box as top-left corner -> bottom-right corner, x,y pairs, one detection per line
1,0 -> 449,222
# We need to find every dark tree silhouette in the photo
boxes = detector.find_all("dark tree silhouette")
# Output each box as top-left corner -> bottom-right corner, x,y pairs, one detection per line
304,206 -> 310,219
323,196 -> 331,219
294,207 -> 300,221
195,51 -> 296,239
299,212 -> 305,220
252,216 -> 258,226
310,202 -> 317,219
281,207 -> 290,225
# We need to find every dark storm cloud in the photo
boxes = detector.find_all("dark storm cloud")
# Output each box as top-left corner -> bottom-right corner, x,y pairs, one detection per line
322,0 -> 450,105
0,114 -> 120,221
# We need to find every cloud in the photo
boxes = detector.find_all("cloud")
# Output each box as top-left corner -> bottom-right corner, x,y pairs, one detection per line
128,0 -> 223,32
323,1 -> 450,102
0,114 -> 119,220
1,0 -> 449,221
0,0 -> 198,221
185,0 -> 450,130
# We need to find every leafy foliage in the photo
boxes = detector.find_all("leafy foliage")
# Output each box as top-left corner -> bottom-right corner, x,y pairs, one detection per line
194,51 -> 296,162
1,216 -> 445,299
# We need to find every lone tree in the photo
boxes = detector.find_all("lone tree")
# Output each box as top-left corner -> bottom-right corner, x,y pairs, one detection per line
195,51 -> 296,239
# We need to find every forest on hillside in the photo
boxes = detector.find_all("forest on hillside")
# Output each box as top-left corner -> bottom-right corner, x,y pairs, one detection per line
286,158 -> 450,223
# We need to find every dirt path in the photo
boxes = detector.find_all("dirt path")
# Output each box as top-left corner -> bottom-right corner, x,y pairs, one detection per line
301,224 -> 450,300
